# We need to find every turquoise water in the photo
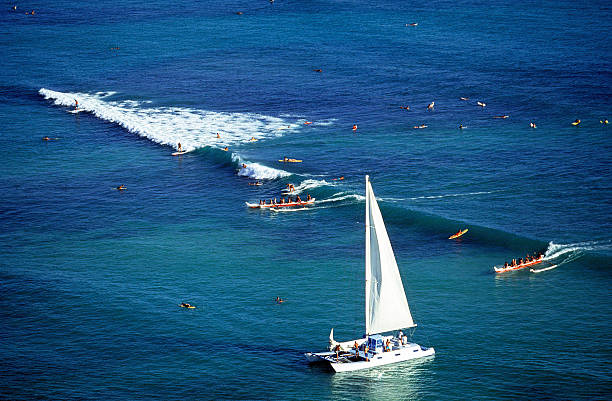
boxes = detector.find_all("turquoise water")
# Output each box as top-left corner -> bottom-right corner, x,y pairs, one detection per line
1,1 -> 611,399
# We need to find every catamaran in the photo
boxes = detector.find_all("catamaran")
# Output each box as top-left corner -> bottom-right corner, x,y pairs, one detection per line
305,176 -> 435,373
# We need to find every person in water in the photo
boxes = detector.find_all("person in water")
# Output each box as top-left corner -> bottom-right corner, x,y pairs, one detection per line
223,146 -> 229,151
427,101 -> 434,110
352,124 -> 358,131
116,185 -> 127,190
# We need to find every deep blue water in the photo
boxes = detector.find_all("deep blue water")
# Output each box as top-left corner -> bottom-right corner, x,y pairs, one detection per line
1,1 -> 611,399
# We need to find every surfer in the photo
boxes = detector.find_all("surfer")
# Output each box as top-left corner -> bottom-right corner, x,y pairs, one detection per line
74,99 -> 78,110
275,297 -> 284,304
42,136 -> 58,141
600,119 -> 608,124
477,101 -> 486,107
427,101 -> 434,110
216,133 -> 220,138
313,69 -> 322,72
304,121 -> 312,125
572,119 -> 581,126
223,146 -> 229,151
400,105 -> 410,110
493,115 -> 509,119
459,124 -> 464,130
180,302 -> 194,308
116,185 -> 127,191
406,22 -> 418,26
242,163 -> 247,169
177,142 -> 183,152
460,97 -> 469,101
250,137 -> 257,141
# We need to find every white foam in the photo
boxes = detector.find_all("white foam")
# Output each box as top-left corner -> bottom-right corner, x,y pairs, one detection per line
39,88 -> 304,151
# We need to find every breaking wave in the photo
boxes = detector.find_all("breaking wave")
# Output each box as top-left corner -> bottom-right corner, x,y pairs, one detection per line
39,88 -> 303,151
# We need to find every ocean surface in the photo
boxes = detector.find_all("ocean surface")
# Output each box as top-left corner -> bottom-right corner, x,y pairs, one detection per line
1,0 -> 611,399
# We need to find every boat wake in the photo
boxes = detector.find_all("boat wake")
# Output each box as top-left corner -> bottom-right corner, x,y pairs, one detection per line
407,190 -> 501,201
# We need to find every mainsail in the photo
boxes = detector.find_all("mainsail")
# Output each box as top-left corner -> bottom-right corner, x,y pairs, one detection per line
365,176 -> 416,335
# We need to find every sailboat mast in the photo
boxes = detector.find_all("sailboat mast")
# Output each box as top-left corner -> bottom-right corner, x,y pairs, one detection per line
364,175 -> 371,335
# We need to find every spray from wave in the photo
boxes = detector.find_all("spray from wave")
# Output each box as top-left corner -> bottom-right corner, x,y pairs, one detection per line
544,240 -> 612,260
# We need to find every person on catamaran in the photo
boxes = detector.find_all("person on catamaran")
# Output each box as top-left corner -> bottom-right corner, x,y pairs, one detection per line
296,195 -> 301,203
504,261 -> 509,268
307,194 -> 311,201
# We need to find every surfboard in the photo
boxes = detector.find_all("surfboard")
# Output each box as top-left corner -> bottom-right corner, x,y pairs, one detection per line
172,151 -> 188,156
448,228 -> 468,239
68,108 -> 85,114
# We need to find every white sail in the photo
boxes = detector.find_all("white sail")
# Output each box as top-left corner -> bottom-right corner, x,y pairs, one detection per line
365,175 -> 415,335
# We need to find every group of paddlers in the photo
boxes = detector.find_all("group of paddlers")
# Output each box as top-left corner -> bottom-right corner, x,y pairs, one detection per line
258,194 -> 312,205
503,252 -> 545,268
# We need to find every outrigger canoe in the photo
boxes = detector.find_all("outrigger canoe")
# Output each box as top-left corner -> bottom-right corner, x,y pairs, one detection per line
278,159 -> 302,163
493,255 -> 544,273
246,199 -> 315,209
448,229 -> 468,239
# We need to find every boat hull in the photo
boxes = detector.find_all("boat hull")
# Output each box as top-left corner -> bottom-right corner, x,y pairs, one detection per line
329,343 -> 435,373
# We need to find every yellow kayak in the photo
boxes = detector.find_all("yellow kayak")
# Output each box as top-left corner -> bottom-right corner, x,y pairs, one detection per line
448,229 -> 468,239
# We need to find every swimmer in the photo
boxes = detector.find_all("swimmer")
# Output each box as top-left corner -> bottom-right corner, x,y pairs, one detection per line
42,136 -> 59,141
332,176 -> 345,181
477,101 -> 486,107
459,124 -> 464,129
530,122 -> 537,128
223,146 -> 229,151
242,163 -> 247,169
493,115 -> 509,119
427,101 -> 434,110
400,105 -> 410,110
236,11 -> 243,15
352,124 -> 358,131
12,5 -> 16,11
313,69 -> 322,72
